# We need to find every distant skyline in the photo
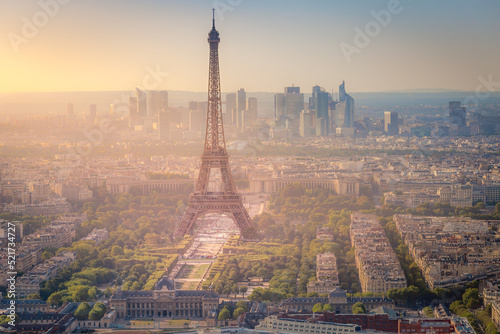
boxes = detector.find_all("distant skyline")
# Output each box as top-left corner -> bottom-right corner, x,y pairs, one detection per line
1,0 -> 499,94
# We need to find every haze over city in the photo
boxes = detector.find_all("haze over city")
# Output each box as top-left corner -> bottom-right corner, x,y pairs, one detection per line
1,0 -> 500,93
1,1 -> 500,334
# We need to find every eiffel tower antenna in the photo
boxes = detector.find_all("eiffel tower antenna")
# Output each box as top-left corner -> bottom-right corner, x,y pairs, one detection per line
174,11 -> 254,238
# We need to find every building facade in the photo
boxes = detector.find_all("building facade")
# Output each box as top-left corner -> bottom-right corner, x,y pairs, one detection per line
280,287 -> 393,314
249,175 -> 359,196
110,277 -> 219,319
255,315 -> 361,334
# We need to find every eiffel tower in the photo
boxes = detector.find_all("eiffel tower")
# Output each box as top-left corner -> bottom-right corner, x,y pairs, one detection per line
174,11 -> 254,238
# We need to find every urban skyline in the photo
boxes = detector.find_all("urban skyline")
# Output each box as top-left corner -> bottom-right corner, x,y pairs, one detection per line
1,3 -> 500,334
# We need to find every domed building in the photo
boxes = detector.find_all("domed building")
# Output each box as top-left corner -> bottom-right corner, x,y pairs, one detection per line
110,277 -> 219,319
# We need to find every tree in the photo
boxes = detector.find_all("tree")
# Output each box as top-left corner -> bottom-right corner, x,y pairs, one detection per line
233,307 -> 246,319
475,202 -> 486,209
462,288 -> 480,307
214,282 -> 224,296
312,303 -> 323,313
232,284 -> 239,298
89,302 -> 107,320
0,314 -> 19,324
323,304 -> 334,312
111,245 -> 124,256
466,298 -> 481,309
42,250 -> 55,261
144,232 -> 160,245
240,286 -> 248,298
353,307 -> 365,314
223,286 -> 232,298
486,323 -> 498,334
495,202 -> 500,215
218,308 -> 231,321
248,288 -> 263,302
72,286 -> 90,302
27,293 -> 41,299
236,301 -> 249,312
352,302 -> 366,314
74,302 -> 91,320
88,286 -> 98,300
422,306 -> 434,317
104,287 -> 113,298
130,281 -> 142,291
47,291 -> 63,306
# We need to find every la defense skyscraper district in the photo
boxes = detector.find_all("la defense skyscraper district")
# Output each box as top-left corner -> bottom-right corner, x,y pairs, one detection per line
174,11 -> 254,238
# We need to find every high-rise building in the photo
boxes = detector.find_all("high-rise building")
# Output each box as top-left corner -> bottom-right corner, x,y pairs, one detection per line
148,90 -> 168,118
448,101 -> 470,136
384,111 -> 399,135
188,101 -> 198,111
245,97 -> 257,127
335,81 -> 355,135
274,93 -> 285,120
310,86 -> 329,119
89,104 -> 97,123
328,104 -> 337,134
189,101 -> 208,114
189,109 -> 204,131
316,117 -> 328,136
449,101 -> 466,126
310,85 -> 330,135
339,81 -> 347,101
284,87 -> 304,120
275,86 -> 304,121
148,92 -> 159,118
128,97 -> 138,129
225,93 -> 236,126
335,100 -> 354,127
236,88 -> 246,128
136,88 -> 147,117
300,111 -> 312,137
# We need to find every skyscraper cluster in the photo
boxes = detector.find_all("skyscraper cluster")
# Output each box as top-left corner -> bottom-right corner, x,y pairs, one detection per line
275,86 -> 304,121
225,88 -> 258,129
274,81 -> 356,138
129,88 -> 169,138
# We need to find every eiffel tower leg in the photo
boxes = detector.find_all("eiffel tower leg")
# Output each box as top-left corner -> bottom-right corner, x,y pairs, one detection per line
220,161 -> 235,194
196,160 -> 211,193
231,204 -> 253,235
174,205 -> 199,238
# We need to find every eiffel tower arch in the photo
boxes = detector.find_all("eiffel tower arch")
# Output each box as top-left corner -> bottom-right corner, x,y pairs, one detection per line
174,11 -> 254,238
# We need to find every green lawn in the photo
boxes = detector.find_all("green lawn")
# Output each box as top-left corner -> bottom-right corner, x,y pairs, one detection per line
177,264 -> 209,279
176,281 -> 199,290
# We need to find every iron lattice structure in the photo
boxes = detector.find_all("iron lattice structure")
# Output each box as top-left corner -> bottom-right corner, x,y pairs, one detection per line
174,12 -> 254,238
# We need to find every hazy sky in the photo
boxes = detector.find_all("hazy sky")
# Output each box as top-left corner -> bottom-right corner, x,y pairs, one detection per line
1,0 -> 499,93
